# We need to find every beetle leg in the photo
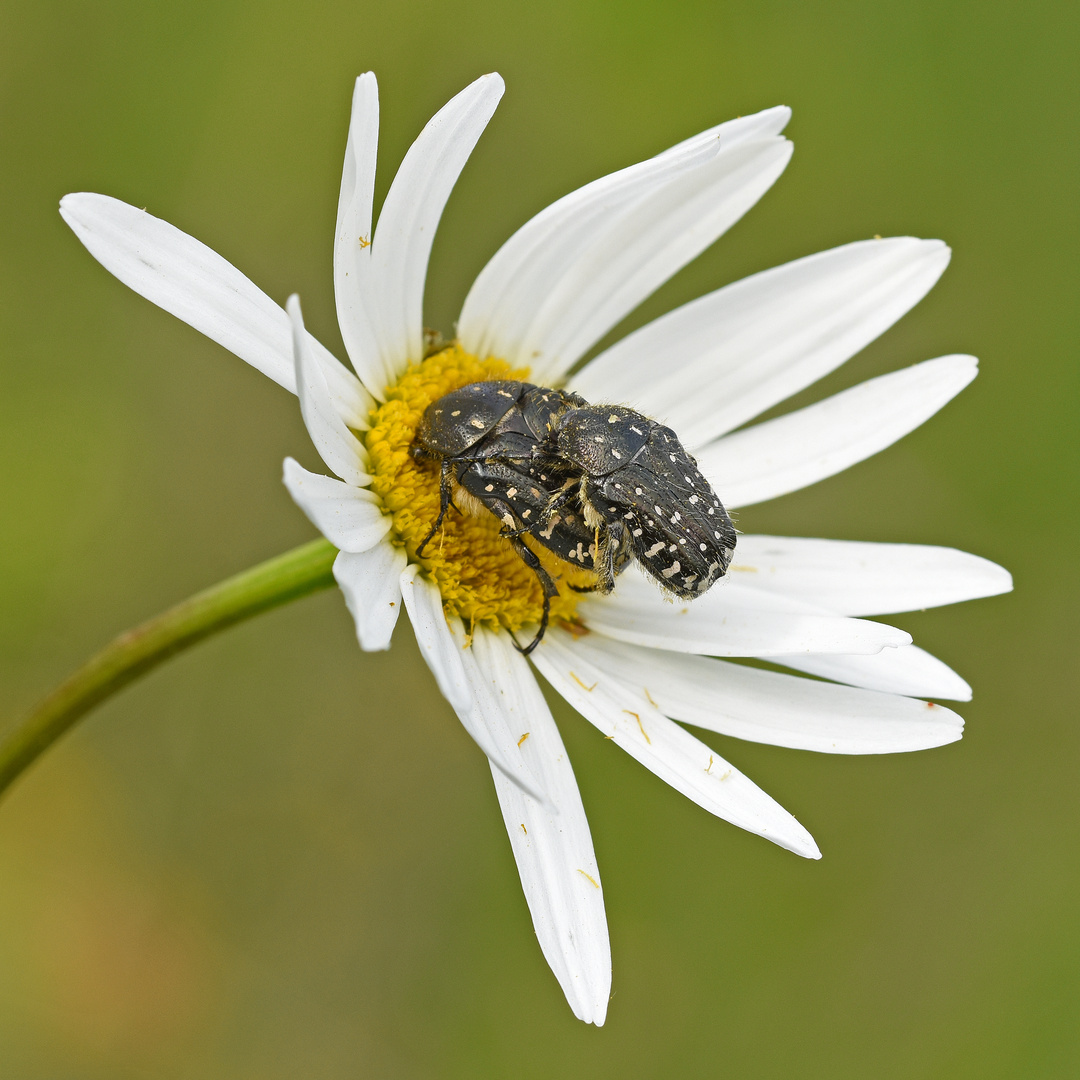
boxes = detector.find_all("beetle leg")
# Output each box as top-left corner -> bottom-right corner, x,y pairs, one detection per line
502,532 -> 558,655
415,459 -> 455,556
499,514 -> 568,540
588,519 -> 627,594
498,522 -> 532,539
505,480 -> 578,542
542,480 -> 578,516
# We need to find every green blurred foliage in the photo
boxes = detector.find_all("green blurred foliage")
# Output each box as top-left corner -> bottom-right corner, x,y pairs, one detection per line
0,0 -> 1076,1076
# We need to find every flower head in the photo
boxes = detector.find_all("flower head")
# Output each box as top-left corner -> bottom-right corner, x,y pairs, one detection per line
60,72 -> 1012,1025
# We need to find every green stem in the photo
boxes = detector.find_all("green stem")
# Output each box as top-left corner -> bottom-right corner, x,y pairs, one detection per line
0,538 -> 339,800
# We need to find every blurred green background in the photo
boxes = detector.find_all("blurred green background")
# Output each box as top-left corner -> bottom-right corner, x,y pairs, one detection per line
0,0 -> 1075,1076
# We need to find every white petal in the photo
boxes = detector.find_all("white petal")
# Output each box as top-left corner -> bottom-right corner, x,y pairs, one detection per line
728,535 -> 1013,615
776,646 -> 973,701
570,237 -> 951,447
697,354 -> 978,508
579,637 -> 963,754
333,543 -> 407,651
399,565 -> 477,714
471,628 -> 610,1024
334,72 -> 384,398
657,105 -> 792,153
59,193 -> 372,427
533,629 -> 820,858
578,568 -> 911,657
398,566 -> 548,803
287,295 -> 370,486
505,137 -> 793,383
362,73 -> 504,392
459,105 -> 791,364
281,457 -> 387,553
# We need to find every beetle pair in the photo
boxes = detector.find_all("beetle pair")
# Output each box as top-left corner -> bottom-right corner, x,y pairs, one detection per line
411,380 -> 736,653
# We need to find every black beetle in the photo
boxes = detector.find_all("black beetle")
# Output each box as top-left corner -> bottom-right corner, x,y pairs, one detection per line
544,405 -> 736,599
411,380 -> 735,652
412,381 -> 598,652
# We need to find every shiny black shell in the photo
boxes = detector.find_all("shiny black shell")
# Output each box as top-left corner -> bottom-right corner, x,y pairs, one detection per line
413,381 -> 597,572
550,406 -> 736,598
412,381 -> 736,605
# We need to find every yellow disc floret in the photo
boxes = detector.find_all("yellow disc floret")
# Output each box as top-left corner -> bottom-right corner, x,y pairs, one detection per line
364,344 -> 595,633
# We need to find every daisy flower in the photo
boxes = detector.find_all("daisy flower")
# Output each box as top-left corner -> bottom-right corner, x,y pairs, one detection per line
59,72 -> 1011,1025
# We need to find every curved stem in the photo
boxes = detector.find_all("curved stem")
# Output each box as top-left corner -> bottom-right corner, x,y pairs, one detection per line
0,538 -> 339,800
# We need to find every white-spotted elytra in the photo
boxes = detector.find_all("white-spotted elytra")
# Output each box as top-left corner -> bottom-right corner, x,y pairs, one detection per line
412,380 -> 737,651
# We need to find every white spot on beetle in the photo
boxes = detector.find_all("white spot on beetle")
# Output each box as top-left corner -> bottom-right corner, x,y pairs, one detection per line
539,515 -> 561,539
645,541 -> 665,557
662,561 -> 681,579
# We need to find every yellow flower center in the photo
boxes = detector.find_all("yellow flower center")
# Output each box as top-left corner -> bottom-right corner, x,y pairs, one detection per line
364,344 -> 596,633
